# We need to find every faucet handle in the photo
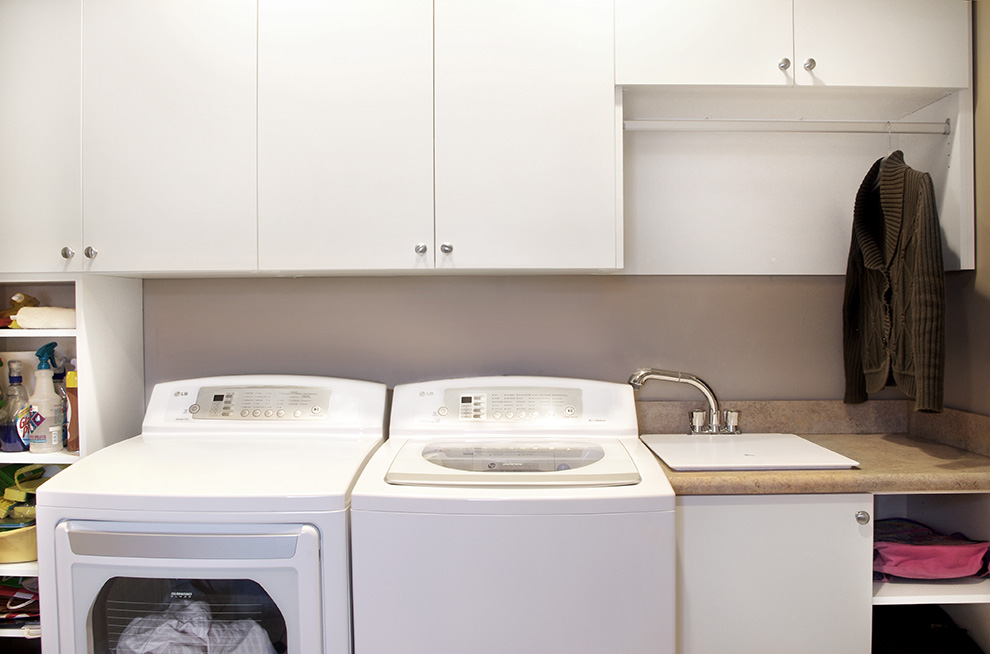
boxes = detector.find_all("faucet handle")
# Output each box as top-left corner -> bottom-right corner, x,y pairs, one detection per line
724,410 -> 740,434
690,410 -> 707,433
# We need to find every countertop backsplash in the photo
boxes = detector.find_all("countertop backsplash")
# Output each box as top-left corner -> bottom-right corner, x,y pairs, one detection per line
636,399 -> 990,459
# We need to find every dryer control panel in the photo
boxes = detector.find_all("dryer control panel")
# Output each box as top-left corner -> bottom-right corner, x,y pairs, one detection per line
184,386 -> 332,421
437,387 -> 582,422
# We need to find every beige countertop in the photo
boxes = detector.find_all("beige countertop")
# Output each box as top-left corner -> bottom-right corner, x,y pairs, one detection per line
655,432 -> 990,495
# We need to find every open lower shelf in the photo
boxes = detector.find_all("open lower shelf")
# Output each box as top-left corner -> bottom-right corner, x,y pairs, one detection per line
873,577 -> 990,605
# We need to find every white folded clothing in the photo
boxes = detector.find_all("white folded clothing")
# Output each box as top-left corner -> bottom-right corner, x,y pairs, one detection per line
14,306 -> 76,329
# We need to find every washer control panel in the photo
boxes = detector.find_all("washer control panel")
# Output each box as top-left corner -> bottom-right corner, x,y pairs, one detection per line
187,386 -> 331,421
437,387 -> 582,422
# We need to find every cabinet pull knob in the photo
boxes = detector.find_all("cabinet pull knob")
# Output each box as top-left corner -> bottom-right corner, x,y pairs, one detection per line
60,246 -> 75,259
855,511 -> 871,525
415,243 -> 428,255
440,243 -> 454,254
778,58 -> 791,71
803,58 -> 816,71
84,246 -> 98,259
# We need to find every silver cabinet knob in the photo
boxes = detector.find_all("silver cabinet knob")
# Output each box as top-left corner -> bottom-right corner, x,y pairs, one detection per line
440,243 -> 453,254
60,246 -> 75,259
778,58 -> 791,71
803,58 -> 816,71
415,243 -> 428,255
855,511 -> 871,525
83,246 -> 98,259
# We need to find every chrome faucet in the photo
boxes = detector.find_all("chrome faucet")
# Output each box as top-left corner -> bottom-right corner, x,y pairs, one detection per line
628,368 -> 738,435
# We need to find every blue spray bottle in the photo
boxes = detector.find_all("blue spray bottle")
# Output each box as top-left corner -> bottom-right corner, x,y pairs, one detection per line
28,342 -> 63,453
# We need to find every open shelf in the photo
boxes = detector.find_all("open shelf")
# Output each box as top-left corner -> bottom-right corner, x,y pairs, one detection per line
873,577 -> 990,605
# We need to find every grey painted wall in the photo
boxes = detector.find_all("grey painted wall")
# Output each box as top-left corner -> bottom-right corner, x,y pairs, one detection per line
143,274 -> 913,405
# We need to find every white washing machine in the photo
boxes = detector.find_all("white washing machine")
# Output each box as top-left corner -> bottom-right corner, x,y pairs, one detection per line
37,375 -> 386,654
351,376 -> 675,654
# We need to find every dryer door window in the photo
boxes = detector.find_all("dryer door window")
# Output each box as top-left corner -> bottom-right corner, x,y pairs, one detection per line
52,521 -> 323,654
92,578 -> 285,654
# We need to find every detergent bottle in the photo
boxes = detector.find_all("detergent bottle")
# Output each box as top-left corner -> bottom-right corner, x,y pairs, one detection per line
29,342 -> 63,453
2,360 -> 30,452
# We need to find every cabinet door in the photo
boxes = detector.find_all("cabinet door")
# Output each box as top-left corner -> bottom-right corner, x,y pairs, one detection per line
82,0 -> 257,273
616,0 -> 794,86
794,0 -> 971,88
0,0 -> 81,273
677,494 -> 873,654
258,0 -> 434,272
435,0 -> 619,270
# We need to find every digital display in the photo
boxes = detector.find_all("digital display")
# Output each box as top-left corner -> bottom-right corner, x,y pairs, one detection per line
461,396 -> 472,404
213,394 -> 225,402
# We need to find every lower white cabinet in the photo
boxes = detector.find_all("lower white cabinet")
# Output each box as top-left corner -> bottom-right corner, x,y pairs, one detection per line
676,494 -> 874,654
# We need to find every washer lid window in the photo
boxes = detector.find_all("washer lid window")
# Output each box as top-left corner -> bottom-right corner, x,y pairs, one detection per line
384,439 -> 641,487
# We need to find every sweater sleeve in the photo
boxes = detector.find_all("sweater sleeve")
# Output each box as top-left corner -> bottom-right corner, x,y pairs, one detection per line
910,173 -> 945,412
843,233 -> 868,404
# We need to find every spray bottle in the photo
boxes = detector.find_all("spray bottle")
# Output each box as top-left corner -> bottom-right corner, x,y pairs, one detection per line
29,342 -> 63,453
2,360 -> 29,452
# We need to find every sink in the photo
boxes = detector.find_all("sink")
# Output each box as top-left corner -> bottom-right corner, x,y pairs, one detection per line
641,433 -> 859,471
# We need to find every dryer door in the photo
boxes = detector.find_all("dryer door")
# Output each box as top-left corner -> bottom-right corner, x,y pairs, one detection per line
51,520 -> 322,654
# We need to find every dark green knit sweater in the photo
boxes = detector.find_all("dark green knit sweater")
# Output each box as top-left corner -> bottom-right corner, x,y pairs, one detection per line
843,151 -> 945,412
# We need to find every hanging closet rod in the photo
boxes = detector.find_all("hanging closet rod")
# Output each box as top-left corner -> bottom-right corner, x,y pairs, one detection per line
623,118 -> 951,135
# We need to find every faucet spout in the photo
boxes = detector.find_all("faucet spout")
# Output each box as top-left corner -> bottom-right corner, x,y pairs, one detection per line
628,368 -> 722,433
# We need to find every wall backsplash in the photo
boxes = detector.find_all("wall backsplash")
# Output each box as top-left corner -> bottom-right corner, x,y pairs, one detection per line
143,274 -> 909,403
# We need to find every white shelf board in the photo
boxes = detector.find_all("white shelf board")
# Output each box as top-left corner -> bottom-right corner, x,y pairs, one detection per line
0,450 -> 79,465
0,623 -> 41,639
0,329 -> 76,339
0,561 -> 38,577
873,577 -> 990,605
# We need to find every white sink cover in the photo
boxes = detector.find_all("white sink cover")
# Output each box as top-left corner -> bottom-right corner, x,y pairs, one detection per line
641,432 -> 859,471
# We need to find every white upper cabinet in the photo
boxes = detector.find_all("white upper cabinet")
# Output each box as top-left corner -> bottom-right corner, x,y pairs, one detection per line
617,0 -> 971,89
616,0 -> 794,86
434,0 -> 620,270
793,0 -> 971,88
82,0 -> 257,273
258,0 -> 435,272
0,0 -> 81,273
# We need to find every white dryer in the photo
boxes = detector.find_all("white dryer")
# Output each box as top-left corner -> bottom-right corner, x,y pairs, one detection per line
37,375 -> 386,654
351,376 -> 675,654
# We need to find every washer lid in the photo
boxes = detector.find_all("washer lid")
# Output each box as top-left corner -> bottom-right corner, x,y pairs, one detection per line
384,439 -> 641,487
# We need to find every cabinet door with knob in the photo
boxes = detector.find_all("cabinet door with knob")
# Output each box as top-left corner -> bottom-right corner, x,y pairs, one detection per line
257,0 -> 434,273
676,494 -> 874,654
81,0 -> 257,273
616,0 -> 794,86
0,0 -> 82,274
434,0 -> 620,270
793,0 -> 970,88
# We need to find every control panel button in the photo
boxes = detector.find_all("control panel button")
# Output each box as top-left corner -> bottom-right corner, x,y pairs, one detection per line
264,409 -> 274,417
438,406 -> 449,416
311,405 -> 322,415
188,404 -> 201,414
564,406 -> 576,416
276,410 -> 285,418
253,409 -> 262,417
241,409 -> 250,417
